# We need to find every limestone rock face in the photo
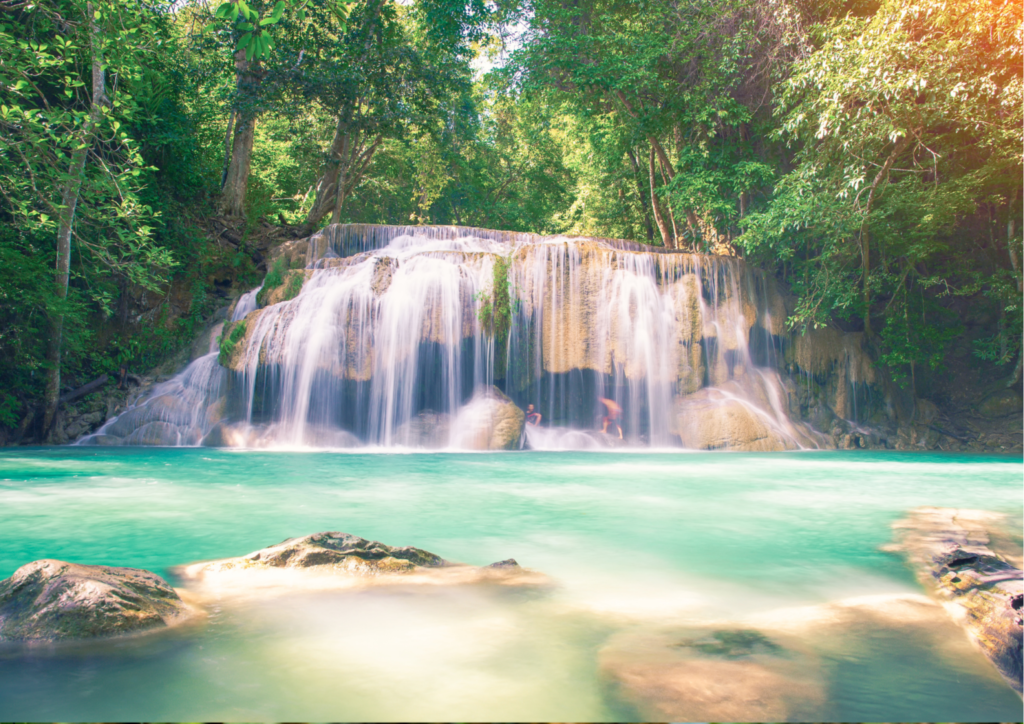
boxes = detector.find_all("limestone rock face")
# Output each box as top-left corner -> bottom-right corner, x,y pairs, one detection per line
887,507 -> 1023,695
268,237 -> 311,269
0,559 -> 191,642
600,626 -> 825,722
453,387 -> 525,450
371,255 -> 398,297
676,388 -> 787,451
673,376 -> 820,451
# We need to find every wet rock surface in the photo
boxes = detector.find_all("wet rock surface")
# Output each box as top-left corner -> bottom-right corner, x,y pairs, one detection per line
453,387 -> 525,450
886,507 -> 1023,694
674,377 -> 822,451
198,532 -> 450,575
0,560 -> 191,642
174,532 -> 543,595
599,626 -> 825,721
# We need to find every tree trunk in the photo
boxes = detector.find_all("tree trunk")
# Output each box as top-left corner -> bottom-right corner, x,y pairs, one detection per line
1008,216 -> 1022,387
220,50 -> 258,218
625,148 -> 655,241
302,119 -> 382,235
649,147 -> 674,248
302,117 -> 354,234
858,135 -> 910,337
220,109 -> 236,189
42,4 -> 106,438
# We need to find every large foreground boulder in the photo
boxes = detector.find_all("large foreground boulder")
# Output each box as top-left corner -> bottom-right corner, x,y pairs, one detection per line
885,507 -> 1023,695
0,560 -> 192,642
174,532 -> 544,596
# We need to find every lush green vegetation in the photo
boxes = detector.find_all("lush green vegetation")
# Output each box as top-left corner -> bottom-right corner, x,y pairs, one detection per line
218,319 -> 247,367
0,0 -> 1019,440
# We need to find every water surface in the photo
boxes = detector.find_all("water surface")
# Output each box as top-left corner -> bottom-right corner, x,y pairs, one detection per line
0,448 -> 1020,720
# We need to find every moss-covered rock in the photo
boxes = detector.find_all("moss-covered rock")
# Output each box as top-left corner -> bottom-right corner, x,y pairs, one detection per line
0,559 -> 192,642
256,254 -> 311,308
217,318 -> 248,367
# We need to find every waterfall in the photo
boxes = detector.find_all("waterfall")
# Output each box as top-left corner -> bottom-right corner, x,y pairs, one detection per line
86,225 -> 824,450
232,285 -> 262,322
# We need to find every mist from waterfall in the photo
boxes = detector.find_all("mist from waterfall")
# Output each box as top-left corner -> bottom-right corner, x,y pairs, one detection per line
84,224 -> 823,450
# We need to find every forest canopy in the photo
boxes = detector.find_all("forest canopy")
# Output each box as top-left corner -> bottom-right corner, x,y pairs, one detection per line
0,0 -> 1020,438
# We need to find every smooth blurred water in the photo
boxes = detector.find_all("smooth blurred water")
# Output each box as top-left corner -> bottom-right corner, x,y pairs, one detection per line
0,448 -> 1020,720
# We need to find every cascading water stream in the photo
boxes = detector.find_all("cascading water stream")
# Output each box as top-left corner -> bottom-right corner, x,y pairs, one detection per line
83,224 -> 825,450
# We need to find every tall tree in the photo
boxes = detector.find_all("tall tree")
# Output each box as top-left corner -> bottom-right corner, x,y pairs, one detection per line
0,0 -> 175,436
741,0 -> 1022,378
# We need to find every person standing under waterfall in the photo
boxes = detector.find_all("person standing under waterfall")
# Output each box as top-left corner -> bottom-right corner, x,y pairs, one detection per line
525,404 -> 542,426
599,397 -> 623,439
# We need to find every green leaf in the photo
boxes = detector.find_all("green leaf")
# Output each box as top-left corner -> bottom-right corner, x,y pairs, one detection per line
235,32 -> 252,52
238,21 -> 253,31
259,15 -> 279,26
215,3 -> 234,19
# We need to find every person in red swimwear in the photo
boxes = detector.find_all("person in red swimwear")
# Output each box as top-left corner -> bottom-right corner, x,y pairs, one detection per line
525,404 -> 542,426
599,397 -> 622,439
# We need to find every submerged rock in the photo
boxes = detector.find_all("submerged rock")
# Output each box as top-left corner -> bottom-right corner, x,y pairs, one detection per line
599,625 -> 825,721
885,507 -> 1023,695
0,559 -> 192,642
395,410 -> 452,448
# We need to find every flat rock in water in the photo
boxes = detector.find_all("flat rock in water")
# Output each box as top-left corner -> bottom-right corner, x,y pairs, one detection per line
886,507 -> 1023,695
174,532 -> 538,593
599,626 -> 825,721
0,559 -> 192,642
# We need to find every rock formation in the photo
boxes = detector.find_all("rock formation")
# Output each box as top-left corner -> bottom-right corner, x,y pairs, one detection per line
173,531 -> 540,594
452,387 -> 525,450
885,507 -> 1023,695
0,559 -> 192,642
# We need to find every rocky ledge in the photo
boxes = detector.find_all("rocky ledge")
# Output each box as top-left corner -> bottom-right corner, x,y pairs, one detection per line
0,559 -> 192,642
885,507 -> 1023,695
173,531 -> 542,593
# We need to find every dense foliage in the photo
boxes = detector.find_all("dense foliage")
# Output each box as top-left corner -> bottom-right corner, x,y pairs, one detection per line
0,0 -> 1019,439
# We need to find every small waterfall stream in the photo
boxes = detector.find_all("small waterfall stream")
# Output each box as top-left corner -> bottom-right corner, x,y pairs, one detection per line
83,224 -> 824,449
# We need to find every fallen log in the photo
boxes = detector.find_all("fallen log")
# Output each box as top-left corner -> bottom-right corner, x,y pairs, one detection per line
59,375 -> 108,405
